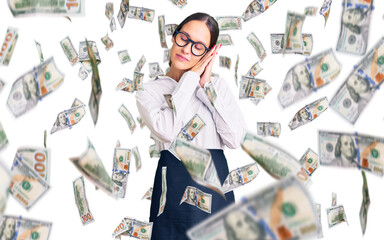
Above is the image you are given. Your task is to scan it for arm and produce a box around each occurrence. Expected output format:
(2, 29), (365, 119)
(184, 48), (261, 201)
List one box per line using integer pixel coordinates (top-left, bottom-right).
(196, 77), (248, 149)
(135, 71), (200, 143)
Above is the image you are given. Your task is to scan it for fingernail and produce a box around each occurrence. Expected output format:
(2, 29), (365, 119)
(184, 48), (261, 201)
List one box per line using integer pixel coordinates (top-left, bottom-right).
(219, 44), (222, 47)
(212, 45), (216, 49)
(211, 53), (214, 56)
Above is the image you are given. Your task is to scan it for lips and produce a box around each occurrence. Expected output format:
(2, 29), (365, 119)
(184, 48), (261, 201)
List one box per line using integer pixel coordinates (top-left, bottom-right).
(176, 54), (189, 62)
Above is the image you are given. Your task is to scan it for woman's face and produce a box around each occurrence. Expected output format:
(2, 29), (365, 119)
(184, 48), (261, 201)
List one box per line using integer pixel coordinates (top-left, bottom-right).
(170, 20), (211, 71)
(347, 74), (369, 94)
(343, 9), (363, 26)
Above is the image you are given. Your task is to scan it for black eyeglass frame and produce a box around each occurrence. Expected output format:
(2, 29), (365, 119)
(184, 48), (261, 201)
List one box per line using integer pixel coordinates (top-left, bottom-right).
(173, 30), (211, 57)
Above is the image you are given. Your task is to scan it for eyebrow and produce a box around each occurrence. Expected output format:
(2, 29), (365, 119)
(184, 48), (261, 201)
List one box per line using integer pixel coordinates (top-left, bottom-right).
(181, 31), (209, 47)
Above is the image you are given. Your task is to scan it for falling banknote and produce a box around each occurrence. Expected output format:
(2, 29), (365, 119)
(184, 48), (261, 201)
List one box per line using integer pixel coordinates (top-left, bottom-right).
(51, 98), (86, 134)
(327, 205), (348, 228)
(0, 162), (11, 214)
(0, 27), (18, 66)
(288, 97), (328, 130)
(118, 104), (137, 134)
(360, 171), (370, 235)
(257, 122), (281, 137)
(216, 16), (242, 31)
(283, 12), (306, 54)
(175, 138), (224, 196)
(180, 186), (212, 213)
(16, 147), (51, 183)
(112, 217), (153, 238)
(241, 131), (311, 186)
(318, 130), (384, 176)
(7, 57), (64, 117)
(7, 0), (84, 17)
(128, 6), (155, 22)
(158, 166), (167, 217)
(330, 37), (384, 124)
(188, 176), (319, 240)
(222, 162), (259, 193)
(0, 121), (9, 151)
(142, 187), (153, 200)
(242, 0), (278, 22)
(319, 0), (333, 26)
(336, 0), (373, 55)
(0, 215), (52, 240)
(112, 141), (131, 198)
(69, 139), (114, 197)
(299, 148), (319, 176)
(60, 36), (79, 66)
(271, 33), (313, 56)
(278, 48), (341, 108)
(73, 176), (94, 225)
(247, 32), (267, 62)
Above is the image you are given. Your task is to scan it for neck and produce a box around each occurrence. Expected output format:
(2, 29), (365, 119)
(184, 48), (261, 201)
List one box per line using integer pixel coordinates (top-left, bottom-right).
(165, 66), (187, 82)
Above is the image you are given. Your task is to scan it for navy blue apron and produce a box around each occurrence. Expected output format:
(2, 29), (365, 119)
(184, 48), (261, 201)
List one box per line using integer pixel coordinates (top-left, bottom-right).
(149, 149), (235, 240)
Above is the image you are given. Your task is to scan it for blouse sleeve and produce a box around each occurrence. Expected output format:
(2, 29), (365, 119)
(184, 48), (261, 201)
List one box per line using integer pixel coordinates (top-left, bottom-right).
(195, 77), (247, 149)
(135, 71), (200, 143)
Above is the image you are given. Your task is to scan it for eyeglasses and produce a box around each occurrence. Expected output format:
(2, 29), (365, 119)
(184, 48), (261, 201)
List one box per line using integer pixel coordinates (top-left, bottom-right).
(174, 30), (211, 56)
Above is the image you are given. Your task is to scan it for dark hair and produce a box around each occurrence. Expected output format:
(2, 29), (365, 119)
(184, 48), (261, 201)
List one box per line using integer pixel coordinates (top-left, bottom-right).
(169, 12), (219, 67)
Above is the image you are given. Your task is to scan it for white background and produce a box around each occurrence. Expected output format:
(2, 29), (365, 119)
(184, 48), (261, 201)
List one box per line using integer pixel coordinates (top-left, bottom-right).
(1, 0), (384, 239)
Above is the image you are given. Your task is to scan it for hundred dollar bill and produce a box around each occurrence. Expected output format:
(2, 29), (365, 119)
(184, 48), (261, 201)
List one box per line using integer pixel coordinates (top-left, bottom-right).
(0, 79), (5, 93)
(69, 139), (114, 196)
(134, 55), (146, 73)
(204, 79), (217, 107)
(246, 62), (263, 78)
(149, 144), (160, 158)
(216, 16), (242, 31)
(86, 39), (102, 125)
(315, 203), (324, 238)
(60, 36), (79, 66)
(137, 116), (145, 128)
(360, 170), (370, 235)
(188, 176), (319, 240)
(242, 0), (278, 22)
(118, 104), (136, 133)
(250, 82), (272, 106)
(299, 148), (319, 176)
(101, 33), (114, 51)
(304, 6), (318, 16)
(326, 205), (348, 227)
(332, 192), (337, 206)
(278, 48), (341, 108)
(222, 162), (259, 193)
(219, 56), (231, 69)
(117, 50), (131, 64)
(112, 217), (153, 238)
(117, 0), (129, 28)
(158, 166), (167, 216)
(105, 2), (114, 20)
(247, 32), (266, 61)
(241, 131), (311, 185)
(165, 24), (178, 35)
(319, 0), (333, 26)
(318, 130), (384, 176)
(239, 76), (265, 99)
(0, 121), (9, 151)
(149, 62), (164, 78)
(7, 0), (84, 17)
(79, 40), (101, 72)
(168, 0), (187, 8)
(10, 156), (50, 209)
(180, 186), (212, 213)
(0, 27), (18, 66)
(336, 0), (373, 55)
(110, 17), (117, 32)
(116, 78), (134, 92)
(128, 6), (155, 22)
(73, 176), (94, 225)
(283, 12), (306, 54)
(7, 57), (65, 117)
(289, 97), (328, 130)
(78, 66), (88, 80)
(51, 98), (86, 134)
(16, 147), (50, 183)
(175, 138), (224, 196)
(168, 114), (206, 159)
(330, 37), (384, 124)
(257, 122), (281, 137)
(0, 215), (52, 240)
(271, 33), (313, 56)
(158, 15), (168, 48)
(217, 34), (233, 46)
(133, 71), (144, 88)
(163, 49), (170, 63)
(0, 162), (11, 214)
(112, 142), (131, 198)
(34, 40), (44, 63)
(142, 187), (153, 200)
(132, 146), (141, 172)
(234, 54), (239, 86)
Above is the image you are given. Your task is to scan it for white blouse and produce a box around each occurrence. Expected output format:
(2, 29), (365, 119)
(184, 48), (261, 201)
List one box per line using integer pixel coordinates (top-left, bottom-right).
(135, 70), (247, 151)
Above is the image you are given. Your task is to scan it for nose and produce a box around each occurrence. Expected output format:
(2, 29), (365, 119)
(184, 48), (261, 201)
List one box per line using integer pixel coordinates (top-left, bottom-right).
(180, 41), (193, 54)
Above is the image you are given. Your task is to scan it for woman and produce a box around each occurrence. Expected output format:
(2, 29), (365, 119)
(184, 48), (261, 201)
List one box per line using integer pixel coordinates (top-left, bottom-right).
(135, 12), (247, 239)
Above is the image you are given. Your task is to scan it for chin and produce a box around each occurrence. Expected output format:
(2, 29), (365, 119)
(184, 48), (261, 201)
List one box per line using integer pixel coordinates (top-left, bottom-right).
(172, 58), (192, 70)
